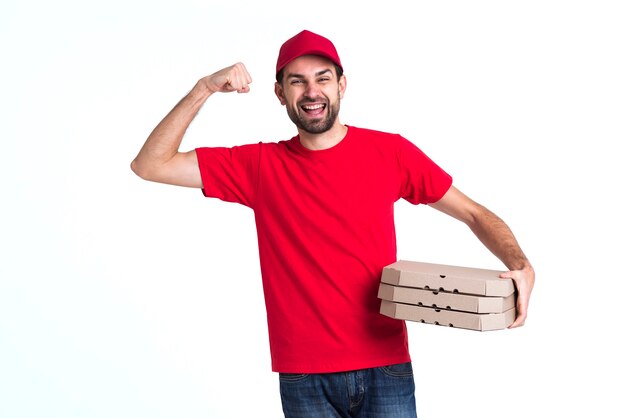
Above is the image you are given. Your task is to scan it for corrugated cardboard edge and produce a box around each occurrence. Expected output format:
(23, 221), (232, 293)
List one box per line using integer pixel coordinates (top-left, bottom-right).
(377, 283), (515, 313)
(381, 260), (515, 297)
(380, 300), (516, 331)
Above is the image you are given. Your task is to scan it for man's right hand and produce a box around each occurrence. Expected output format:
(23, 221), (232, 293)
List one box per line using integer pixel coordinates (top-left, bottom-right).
(199, 62), (253, 94)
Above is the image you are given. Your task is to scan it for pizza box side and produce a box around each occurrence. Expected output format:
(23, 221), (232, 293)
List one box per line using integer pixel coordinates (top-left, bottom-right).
(379, 300), (516, 331)
(381, 260), (515, 297)
(377, 282), (515, 313)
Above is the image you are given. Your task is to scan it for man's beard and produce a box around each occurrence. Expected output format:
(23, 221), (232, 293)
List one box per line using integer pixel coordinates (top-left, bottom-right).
(286, 98), (340, 134)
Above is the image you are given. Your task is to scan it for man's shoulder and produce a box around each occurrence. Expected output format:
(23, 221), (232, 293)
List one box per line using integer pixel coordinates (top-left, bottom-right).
(348, 126), (408, 149)
(233, 137), (297, 161)
(257, 137), (295, 154)
(224, 136), (294, 151)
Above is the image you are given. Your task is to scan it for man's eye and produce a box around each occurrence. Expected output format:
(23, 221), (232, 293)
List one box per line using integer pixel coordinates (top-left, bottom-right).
(291, 79), (303, 85)
(318, 78), (330, 83)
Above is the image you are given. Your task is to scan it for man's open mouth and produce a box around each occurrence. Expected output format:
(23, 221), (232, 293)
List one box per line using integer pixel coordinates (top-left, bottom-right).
(301, 103), (326, 115)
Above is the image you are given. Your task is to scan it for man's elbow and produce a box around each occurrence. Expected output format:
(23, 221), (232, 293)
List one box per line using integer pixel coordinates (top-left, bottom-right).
(130, 158), (153, 181)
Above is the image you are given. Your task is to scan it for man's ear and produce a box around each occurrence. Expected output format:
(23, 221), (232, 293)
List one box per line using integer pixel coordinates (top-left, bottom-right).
(339, 75), (347, 99)
(274, 82), (286, 105)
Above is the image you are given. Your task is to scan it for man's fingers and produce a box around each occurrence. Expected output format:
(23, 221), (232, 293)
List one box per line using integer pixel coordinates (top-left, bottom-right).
(509, 300), (527, 328)
(203, 62), (252, 94)
(228, 62), (252, 93)
(236, 84), (251, 93)
(499, 268), (534, 329)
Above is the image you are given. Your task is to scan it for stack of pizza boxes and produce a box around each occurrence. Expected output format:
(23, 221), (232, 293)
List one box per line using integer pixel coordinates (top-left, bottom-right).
(378, 260), (517, 331)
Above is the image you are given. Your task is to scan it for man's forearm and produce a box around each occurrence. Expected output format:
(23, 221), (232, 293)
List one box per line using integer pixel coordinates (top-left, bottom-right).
(131, 81), (212, 179)
(470, 205), (535, 328)
(468, 206), (531, 271)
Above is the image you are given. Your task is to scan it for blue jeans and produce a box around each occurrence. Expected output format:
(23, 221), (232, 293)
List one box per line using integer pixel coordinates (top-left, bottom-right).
(279, 362), (417, 418)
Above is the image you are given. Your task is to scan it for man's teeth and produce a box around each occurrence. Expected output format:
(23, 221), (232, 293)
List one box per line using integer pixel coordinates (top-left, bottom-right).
(303, 104), (324, 110)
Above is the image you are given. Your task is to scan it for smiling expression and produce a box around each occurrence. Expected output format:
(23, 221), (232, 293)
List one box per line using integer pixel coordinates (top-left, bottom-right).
(275, 55), (346, 134)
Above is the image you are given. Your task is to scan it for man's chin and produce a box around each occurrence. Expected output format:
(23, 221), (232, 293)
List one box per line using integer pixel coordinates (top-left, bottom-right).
(288, 109), (337, 134)
(301, 123), (332, 134)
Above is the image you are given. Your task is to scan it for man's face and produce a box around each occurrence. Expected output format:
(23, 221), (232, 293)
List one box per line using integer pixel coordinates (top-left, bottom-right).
(275, 55), (346, 134)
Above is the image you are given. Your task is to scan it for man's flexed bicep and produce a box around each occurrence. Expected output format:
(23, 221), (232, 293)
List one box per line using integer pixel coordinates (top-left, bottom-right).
(131, 63), (253, 188)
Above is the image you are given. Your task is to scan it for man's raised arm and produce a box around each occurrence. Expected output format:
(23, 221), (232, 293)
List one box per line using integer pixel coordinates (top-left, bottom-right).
(130, 63), (252, 187)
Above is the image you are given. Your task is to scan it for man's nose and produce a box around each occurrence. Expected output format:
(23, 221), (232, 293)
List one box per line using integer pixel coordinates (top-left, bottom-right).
(303, 83), (320, 97)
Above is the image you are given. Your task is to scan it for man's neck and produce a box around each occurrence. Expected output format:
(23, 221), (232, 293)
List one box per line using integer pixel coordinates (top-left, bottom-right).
(298, 124), (348, 151)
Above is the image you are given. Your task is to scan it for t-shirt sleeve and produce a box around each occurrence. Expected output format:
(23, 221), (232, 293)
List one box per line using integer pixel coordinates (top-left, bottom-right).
(195, 144), (261, 208)
(395, 135), (453, 205)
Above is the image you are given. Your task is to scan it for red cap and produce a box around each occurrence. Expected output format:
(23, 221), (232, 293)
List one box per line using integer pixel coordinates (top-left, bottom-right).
(276, 30), (343, 75)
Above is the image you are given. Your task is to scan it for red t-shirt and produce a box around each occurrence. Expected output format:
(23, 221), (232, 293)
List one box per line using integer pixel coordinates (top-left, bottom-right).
(196, 126), (452, 373)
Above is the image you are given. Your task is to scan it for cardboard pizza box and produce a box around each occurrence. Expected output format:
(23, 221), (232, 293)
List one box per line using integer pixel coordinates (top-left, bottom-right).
(381, 260), (515, 297)
(380, 299), (516, 331)
(377, 282), (515, 314)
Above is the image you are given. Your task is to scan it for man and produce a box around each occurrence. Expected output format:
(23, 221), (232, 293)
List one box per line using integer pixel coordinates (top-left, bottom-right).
(131, 30), (535, 418)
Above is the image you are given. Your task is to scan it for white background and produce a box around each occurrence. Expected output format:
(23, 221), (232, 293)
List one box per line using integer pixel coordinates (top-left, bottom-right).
(1, 1), (625, 417)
